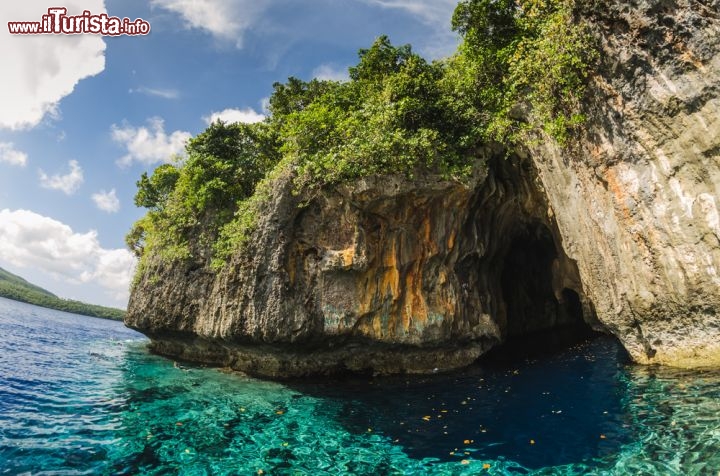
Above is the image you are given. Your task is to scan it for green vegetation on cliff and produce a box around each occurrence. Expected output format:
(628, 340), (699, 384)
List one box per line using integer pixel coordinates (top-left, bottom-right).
(127, 0), (596, 276)
(450, 0), (597, 144)
(0, 266), (125, 320)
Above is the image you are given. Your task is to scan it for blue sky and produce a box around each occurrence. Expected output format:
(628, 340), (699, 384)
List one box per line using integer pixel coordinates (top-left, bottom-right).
(0, 0), (459, 308)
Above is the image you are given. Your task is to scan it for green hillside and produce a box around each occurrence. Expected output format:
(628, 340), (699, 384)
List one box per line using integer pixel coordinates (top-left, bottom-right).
(0, 266), (125, 321)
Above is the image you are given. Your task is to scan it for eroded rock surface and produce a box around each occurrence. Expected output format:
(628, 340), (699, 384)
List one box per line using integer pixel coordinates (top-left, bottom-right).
(126, 0), (720, 376)
(534, 0), (720, 366)
(128, 151), (594, 377)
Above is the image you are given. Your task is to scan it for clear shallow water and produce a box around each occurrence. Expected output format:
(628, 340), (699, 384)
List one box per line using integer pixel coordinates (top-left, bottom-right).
(1, 296), (719, 475)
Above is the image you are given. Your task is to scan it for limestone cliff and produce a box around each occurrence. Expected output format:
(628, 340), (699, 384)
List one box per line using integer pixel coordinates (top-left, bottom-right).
(536, 0), (720, 367)
(126, 0), (720, 376)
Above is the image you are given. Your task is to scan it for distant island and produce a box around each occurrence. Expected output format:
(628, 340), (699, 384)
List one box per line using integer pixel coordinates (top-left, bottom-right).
(0, 266), (125, 321)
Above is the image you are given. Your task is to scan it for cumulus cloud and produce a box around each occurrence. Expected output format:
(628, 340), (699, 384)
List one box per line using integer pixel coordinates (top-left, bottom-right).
(151, 0), (269, 48)
(39, 160), (84, 195)
(111, 117), (191, 166)
(0, 142), (28, 166)
(129, 86), (180, 99)
(203, 108), (265, 125)
(92, 189), (120, 213)
(0, 209), (136, 303)
(312, 64), (349, 82)
(0, 2), (106, 130)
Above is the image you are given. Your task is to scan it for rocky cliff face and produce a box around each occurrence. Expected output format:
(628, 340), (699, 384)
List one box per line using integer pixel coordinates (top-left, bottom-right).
(535, 0), (720, 367)
(126, 0), (720, 377)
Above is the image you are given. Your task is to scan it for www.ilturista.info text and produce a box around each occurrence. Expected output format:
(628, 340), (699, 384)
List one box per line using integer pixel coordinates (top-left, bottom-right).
(8, 8), (150, 35)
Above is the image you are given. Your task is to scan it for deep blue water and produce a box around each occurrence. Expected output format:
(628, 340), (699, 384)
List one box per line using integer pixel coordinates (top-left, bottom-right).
(1, 296), (720, 474)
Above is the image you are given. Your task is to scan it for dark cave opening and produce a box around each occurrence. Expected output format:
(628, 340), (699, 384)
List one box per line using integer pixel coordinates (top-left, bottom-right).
(485, 222), (598, 362)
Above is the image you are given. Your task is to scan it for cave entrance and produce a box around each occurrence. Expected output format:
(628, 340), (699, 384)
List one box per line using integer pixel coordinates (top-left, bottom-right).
(487, 221), (597, 361)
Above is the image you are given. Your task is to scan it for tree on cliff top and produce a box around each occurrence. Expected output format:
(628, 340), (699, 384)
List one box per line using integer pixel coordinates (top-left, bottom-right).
(127, 0), (596, 275)
(451, 0), (597, 144)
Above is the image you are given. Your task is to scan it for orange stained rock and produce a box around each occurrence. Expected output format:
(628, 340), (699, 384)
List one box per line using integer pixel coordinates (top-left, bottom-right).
(421, 214), (439, 255)
(447, 229), (456, 250)
(286, 251), (296, 286)
(353, 236), (400, 338)
(679, 50), (704, 70)
(666, 31), (704, 70)
(353, 211), (460, 339)
(382, 236), (398, 268)
(603, 168), (657, 260)
(603, 168), (633, 221)
(423, 215), (431, 242)
(340, 247), (354, 267)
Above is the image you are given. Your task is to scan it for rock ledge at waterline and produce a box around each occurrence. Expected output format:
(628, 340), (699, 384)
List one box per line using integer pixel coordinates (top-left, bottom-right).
(126, 2), (720, 377)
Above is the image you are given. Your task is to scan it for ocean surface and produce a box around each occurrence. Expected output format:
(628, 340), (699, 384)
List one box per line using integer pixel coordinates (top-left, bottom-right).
(1, 296), (720, 475)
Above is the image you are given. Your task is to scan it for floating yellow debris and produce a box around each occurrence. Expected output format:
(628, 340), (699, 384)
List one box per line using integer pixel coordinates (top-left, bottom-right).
(530, 439), (536, 445)
(367, 428), (373, 432)
(461, 460), (470, 465)
(282, 442), (289, 447)
(483, 463), (491, 470)
(463, 439), (471, 445)
(600, 434), (606, 439)
(422, 416), (431, 421)
(275, 410), (284, 415)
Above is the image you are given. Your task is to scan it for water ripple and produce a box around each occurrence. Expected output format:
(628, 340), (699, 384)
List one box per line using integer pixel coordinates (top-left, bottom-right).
(2, 297), (720, 474)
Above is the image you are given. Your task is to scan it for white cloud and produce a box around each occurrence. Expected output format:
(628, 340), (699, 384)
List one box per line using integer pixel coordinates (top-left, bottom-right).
(111, 117), (191, 166)
(0, 2), (106, 130)
(360, 0), (456, 25)
(0, 142), (28, 167)
(92, 189), (120, 213)
(312, 64), (349, 82)
(260, 97), (271, 115)
(129, 86), (180, 99)
(151, 0), (269, 48)
(358, 0), (459, 57)
(0, 209), (136, 304)
(203, 107), (265, 125)
(39, 159), (84, 195)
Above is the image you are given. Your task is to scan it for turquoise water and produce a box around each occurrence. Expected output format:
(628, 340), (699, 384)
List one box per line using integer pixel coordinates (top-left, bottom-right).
(1, 296), (720, 474)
